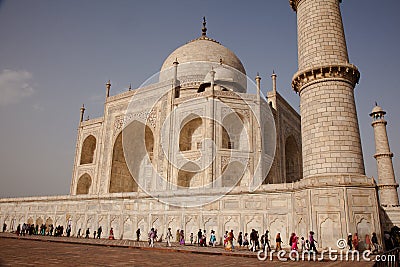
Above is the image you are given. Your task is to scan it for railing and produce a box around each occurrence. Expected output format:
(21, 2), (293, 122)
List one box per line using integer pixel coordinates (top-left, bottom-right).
(374, 247), (399, 267)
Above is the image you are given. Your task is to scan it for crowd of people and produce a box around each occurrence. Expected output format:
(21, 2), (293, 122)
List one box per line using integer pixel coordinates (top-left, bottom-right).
(144, 227), (386, 254)
(3, 221), (396, 253)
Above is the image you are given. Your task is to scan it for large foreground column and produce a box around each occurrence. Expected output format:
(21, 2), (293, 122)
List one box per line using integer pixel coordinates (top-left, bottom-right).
(289, 0), (382, 249)
(290, 0), (363, 178)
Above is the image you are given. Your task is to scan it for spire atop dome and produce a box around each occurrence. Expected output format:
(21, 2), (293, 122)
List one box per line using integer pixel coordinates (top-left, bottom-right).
(202, 16), (207, 36)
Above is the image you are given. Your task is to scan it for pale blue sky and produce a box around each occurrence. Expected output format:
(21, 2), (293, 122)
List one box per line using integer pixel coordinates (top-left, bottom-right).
(0, 0), (399, 197)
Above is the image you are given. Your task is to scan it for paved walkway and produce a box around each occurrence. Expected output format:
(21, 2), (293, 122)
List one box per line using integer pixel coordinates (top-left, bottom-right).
(0, 233), (376, 266)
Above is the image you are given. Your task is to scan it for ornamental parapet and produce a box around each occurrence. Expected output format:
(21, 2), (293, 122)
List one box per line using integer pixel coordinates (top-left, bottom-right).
(289, 0), (342, 12)
(378, 183), (399, 189)
(371, 120), (387, 127)
(291, 64), (359, 93)
(374, 152), (394, 159)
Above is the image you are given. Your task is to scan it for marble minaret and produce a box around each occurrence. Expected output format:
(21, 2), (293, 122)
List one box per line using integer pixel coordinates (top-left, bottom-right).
(370, 104), (399, 207)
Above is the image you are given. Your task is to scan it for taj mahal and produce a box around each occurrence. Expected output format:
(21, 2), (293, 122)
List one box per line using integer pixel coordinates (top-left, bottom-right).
(1, 0), (400, 249)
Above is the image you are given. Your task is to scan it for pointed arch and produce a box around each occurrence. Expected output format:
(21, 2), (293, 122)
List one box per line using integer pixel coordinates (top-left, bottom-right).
(179, 115), (203, 151)
(285, 135), (302, 182)
(80, 135), (96, 164)
(109, 132), (138, 193)
(36, 217), (43, 226)
(221, 161), (246, 187)
(76, 173), (92, 194)
(177, 162), (201, 188)
(221, 112), (248, 150)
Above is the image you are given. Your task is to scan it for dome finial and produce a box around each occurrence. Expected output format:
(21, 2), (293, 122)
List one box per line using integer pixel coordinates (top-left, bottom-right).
(375, 101), (378, 106)
(202, 16), (207, 36)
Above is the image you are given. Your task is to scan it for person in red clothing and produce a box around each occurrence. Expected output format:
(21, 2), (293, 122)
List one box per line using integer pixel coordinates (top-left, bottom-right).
(109, 227), (115, 240)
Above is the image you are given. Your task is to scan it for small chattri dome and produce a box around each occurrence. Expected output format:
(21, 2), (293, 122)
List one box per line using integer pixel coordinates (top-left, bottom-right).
(370, 102), (386, 117)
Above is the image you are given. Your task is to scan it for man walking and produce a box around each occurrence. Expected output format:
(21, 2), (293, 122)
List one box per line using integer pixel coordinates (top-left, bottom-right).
(97, 226), (102, 239)
(136, 228), (141, 241)
(197, 229), (202, 246)
(166, 227), (172, 247)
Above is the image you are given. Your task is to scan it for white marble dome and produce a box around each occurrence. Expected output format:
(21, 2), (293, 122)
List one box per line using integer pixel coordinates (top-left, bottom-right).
(161, 37), (246, 74)
(159, 36), (246, 83)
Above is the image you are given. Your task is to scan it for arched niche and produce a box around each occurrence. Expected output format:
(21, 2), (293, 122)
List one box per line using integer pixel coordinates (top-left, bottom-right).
(285, 135), (302, 183)
(80, 135), (96, 164)
(109, 121), (155, 193)
(221, 112), (248, 150)
(179, 116), (203, 151)
(177, 162), (202, 188)
(76, 173), (92, 195)
(221, 161), (246, 187)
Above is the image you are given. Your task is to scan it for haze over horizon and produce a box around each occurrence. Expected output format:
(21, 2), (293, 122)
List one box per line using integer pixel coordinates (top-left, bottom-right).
(0, 0), (399, 198)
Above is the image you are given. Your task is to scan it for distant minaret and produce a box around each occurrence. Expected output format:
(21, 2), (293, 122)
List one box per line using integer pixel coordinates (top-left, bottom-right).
(290, 0), (363, 178)
(79, 104), (85, 123)
(370, 103), (399, 207)
(106, 80), (111, 98)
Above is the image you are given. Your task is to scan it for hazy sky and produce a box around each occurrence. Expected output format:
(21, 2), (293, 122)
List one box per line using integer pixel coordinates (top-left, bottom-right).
(0, 0), (399, 198)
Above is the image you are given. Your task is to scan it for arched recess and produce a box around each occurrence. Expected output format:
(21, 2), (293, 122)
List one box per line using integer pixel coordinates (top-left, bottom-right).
(221, 112), (248, 150)
(221, 161), (246, 187)
(285, 135), (302, 183)
(76, 173), (92, 195)
(109, 132), (138, 193)
(80, 135), (96, 164)
(36, 217), (43, 226)
(179, 116), (203, 151)
(109, 121), (155, 193)
(177, 162), (202, 188)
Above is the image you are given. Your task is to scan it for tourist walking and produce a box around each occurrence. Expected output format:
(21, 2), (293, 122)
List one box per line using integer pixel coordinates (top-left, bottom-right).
(264, 230), (271, 252)
(149, 228), (155, 247)
(109, 227), (115, 240)
(301, 237), (306, 251)
(166, 227), (172, 247)
(347, 233), (353, 250)
(66, 225), (71, 237)
(176, 229), (180, 242)
(371, 232), (379, 253)
(238, 232), (243, 247)
(97, 226), (102, 239)
(275, 232), (282, 251)
(85, 228), (90, 238)
(309, 231), (317, 252)
(352, 233), (359, 251)
(2, 223), (6, 232)
(210, 230), (216, 247)
(249, 229), (256, 251)
(136, 228), (140, 241)
(225, 230), (234, 251)
(224, 231), (228, 247)
(190, 233), (194, 244)
(243, 233), (249, 247)
(197, 229), (202, 246)
(200, 230), (207, 246)
(179, 230), (185, 245)
(291, 233), (299, 251)
(365, 234), (372, 250)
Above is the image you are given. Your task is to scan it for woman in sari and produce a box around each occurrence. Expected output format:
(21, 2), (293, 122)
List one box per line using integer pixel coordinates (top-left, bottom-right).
(225, 231), (234, 251)
(179, 230), (185, 245)
(109, 227), (115, 240)
(352, 233), (359, 250)
(291, 233), (298, 251)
